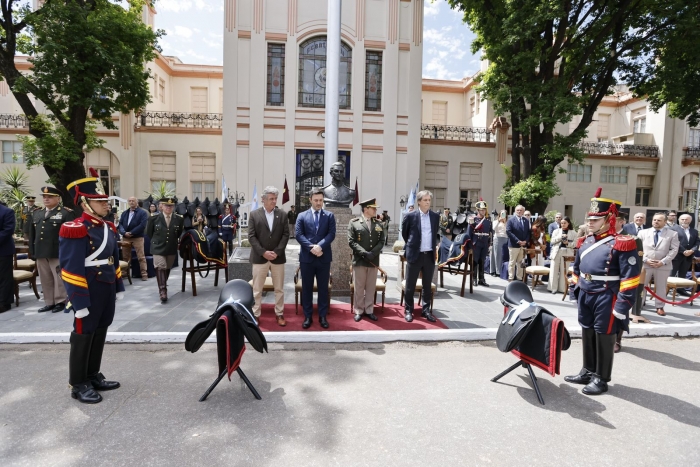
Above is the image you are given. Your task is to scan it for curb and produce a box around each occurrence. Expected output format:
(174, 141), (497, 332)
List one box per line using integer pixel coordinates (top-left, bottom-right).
(1, 322), (700, 344)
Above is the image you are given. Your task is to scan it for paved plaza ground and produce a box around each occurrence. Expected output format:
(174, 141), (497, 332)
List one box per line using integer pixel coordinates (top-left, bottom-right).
(3, 240), (700, 341)
(1, 337), (699, 466)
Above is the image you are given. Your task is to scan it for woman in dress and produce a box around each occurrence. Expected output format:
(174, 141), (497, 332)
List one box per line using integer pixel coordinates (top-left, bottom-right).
(489, 210), (508, 276)
(548, 216), (577, 293)
(149, 204), (158, 216)
(530, 217), (547, 265)
(218, 203), (235, 256)
(192, 206), (206, 232)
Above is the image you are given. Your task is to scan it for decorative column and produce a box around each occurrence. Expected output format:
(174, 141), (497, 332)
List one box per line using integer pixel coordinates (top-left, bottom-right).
(324, 0), (342, 184)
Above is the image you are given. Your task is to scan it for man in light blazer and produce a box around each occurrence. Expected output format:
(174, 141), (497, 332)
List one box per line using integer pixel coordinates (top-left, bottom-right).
(505, 205), (530, 281)
(295, 187), (336, 329)
(671, 214), (699, 296)
(248, 186), (290, 325)
(401, 190), (440, 323)
(639, 212), (679, 315)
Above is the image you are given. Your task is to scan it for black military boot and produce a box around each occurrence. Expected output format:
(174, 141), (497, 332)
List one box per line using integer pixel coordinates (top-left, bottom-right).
(69, 332), (102, 404)
(156, 268), (168, 303)
(583, 332), (616, 395)
(565, 327), (597, 385)
(477, 261), (489, 287)
(87, 327), (120, 391)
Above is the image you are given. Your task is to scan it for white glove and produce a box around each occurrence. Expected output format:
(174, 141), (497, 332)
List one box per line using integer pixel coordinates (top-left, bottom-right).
(75, 308), (90, 319)
(116, 292), (125, 301)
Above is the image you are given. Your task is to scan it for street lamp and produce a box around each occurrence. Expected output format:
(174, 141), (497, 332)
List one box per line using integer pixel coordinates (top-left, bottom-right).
(491, 208), (498, 220)
(399, 195), (407, 209)
(227, 189), (245, 213)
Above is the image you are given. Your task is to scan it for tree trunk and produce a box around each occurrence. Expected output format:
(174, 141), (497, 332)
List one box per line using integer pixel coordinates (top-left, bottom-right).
(510, 112), (520, 184)
(45, 153), (86, 212)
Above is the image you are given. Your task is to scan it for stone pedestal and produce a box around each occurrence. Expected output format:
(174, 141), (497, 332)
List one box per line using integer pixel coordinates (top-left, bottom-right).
(327, 206), (353, 297)
(228, 247), (253, 283)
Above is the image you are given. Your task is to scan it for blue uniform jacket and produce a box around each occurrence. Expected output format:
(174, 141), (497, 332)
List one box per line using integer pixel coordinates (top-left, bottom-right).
(467, 217), (492, 250)
(571, 233), (640, 319)
(295, 208), (336, 263)
(59, 213), (125, 312)
(218, 214), (236, 241)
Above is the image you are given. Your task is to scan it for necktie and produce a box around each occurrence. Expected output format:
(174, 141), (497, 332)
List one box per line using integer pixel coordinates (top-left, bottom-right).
(314, 210), (319, 233)
(654, 230), (659, 246)
(637, 226), (641, 234)
(45, 209), (50, 219)
(166, 215), (171, 227)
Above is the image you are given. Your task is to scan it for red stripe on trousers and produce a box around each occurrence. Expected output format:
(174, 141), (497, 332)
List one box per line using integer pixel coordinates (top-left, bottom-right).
(607, 295), (618, 334)
(76, 318), (83, 335)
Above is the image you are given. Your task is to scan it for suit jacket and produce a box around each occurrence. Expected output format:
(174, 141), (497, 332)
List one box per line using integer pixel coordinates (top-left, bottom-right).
(0, 204), (16, 257)
(623, 223), (645, 236)
(547, 222), (560, 237)
(550, 228), (577, 260)
(671, 225), (700, 258)
(295, 208), (336, 264)
(505, 215), (530, 248)
(639, 227), (679, 271)
(247, 207), (290, 264)
(401, 209), (440, 264)
(146, 212), (184, 256)
(118, 208), (148, 238)
(29, 205), (76, 258)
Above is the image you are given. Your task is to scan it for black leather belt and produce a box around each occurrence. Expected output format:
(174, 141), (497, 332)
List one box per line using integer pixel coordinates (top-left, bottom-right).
(420, 251), (433, 255)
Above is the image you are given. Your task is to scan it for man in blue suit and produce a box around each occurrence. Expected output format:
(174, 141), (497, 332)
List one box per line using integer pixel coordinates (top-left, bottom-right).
(401, 190), (440, 322)
(505, 204), (530, 281)
(118, 196), (149, 281)
(0, 201), (16, 312)
(295, 187), (336, 329)
(623, 212), (646, 236)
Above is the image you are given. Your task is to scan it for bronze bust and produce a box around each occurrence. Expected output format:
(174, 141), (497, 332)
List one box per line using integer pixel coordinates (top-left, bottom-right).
(322, 162), (355, 207)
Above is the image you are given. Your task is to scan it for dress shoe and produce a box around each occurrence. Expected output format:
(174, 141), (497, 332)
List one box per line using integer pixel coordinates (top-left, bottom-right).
(141, 276), (148, 281)
(38, 304), (55, 313)
(319, 316), (329, 329)
(302, 317), (312, 329)
(677, 289), (690, 297)
(276, 315), (287, 327)
(404, 312), (413, 323)
(614, 341), (621, 353)
(656, 308), (666, 316)
(354, 314), (362, 322)
(366, 313), (378, 322)
(491, 273), (498, 277)
(478, 281), (490, 287)
(564, 368), (592, 385)
(582, 376), (608, 395)
(52, 302), (66, 313)
(89, 372), (120, 391)
(421, 311), (437, 323)
(71, 383), (103, 404)
(0, 305), (9, 313)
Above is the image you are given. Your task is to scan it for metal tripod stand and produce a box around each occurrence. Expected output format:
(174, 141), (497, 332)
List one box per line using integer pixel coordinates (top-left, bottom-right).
(491, 360), (545, 405)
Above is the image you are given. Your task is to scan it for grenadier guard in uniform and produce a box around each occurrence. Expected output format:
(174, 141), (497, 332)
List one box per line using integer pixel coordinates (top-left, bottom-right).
(60, 177), (125, 404)
(467, 199), (492, 287)
(29, 186), (76, 313)
(565, 188), (639, 395)
(146, 197), (184, 303)
(21, 195), (40, 242)
(348, 198), (386, 322)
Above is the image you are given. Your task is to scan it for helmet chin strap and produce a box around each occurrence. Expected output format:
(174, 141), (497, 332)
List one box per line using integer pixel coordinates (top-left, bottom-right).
(80, 196), (100, 217)
(591, 214), (613, 236)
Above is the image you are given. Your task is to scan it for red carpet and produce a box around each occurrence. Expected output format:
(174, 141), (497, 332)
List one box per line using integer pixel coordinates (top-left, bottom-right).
(257, 304), (448, 332)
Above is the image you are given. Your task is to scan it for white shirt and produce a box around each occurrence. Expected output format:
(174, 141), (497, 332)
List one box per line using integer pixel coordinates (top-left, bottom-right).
(128, 209), (135, 226)
(419, 209), (432, 252)
(264, 207), (275, 231)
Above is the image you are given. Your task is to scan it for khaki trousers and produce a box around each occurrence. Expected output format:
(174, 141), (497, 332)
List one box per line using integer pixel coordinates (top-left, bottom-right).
(353, 265), (377, 315)
(252, 262), (285, 317)
(153, 255), (176, 269)
(121, 236), (147, 278)
(507, 247), (525, 280)
(642, 266), (671, 309)
(37, 257), (67, 305)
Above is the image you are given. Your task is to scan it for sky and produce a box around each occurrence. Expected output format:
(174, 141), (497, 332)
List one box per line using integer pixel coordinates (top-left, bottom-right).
(155, 0), (481, 81)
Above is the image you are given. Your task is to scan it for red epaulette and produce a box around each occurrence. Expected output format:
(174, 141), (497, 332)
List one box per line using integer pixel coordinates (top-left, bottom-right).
(59, 220), (88, 239)
(613, 234), (637, 252)
(576, 236), (586, 249)
(105, 221), (118, 234)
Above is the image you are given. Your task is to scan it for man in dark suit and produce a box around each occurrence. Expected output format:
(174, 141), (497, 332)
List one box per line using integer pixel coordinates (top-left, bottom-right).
(671, 214), (700, 296)
(623, 212), (646, 235)
(248, 186), (290, 326)
(0, 201), (15, 312)
(118, 196), (149, 281)
(505, 204), (530, 281)
(401, 190), (440, 323)
(295, 187), (336, 329)
(146, 197), (184, 303)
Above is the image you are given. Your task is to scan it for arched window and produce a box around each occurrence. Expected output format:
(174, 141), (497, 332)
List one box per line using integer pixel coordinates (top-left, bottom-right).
(681, 173), (699, 211)
(298, 37), (352, 109)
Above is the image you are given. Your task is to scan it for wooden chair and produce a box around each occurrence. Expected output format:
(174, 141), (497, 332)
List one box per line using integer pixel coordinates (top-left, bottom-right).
(398, 254), (437, 311)
(13, 270), (40, 307)
(524, 249), (549, 291)
(438, 248), (473, 296)
(560, 256), (576, 301)
(119, 260), (132, 285)
(349, 263), (388, 313)
(293, 266), (332, 315)
(666, 277), (696, 305)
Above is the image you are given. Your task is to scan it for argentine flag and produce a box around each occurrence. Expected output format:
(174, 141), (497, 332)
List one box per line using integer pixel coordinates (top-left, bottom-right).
(251, 183), (258, 210)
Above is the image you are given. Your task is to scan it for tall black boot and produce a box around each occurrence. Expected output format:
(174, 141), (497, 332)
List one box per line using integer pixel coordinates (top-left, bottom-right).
(583, 332), (616, 395)
(477, 259), (489, 286)
(565, 327), (597, 384)
(615, 329), (624, 353)
(69, 332), (102, 404)
(156, 268), (168, 303)
(87, 327), (120, 391)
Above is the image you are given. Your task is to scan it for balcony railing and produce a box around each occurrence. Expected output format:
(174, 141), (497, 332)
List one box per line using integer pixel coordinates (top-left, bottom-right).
(684, 147), (700, 159)
(135, 112), (223, 129)
(0, 114), (29, 129)
(578, 141), (659, 158)
(421, 124), (494, 142)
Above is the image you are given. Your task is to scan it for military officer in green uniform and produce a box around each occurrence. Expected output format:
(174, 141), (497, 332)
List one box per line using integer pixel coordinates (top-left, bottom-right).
(146, 196), (184, 303)
(21, 195), (40, 242)
(348, 198), (386, 322)
(29, 186), (76, 312)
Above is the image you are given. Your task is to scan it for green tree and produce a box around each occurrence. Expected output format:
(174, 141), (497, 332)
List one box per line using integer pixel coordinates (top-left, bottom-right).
(448, 0), (694, 214)
(0, 0), (162, 209)
(0, 166), (30, 233)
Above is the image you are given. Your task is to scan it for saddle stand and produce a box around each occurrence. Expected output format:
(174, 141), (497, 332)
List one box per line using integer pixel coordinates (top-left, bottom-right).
(199, 367), (261, 402)
(491, 361), (545, 405)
